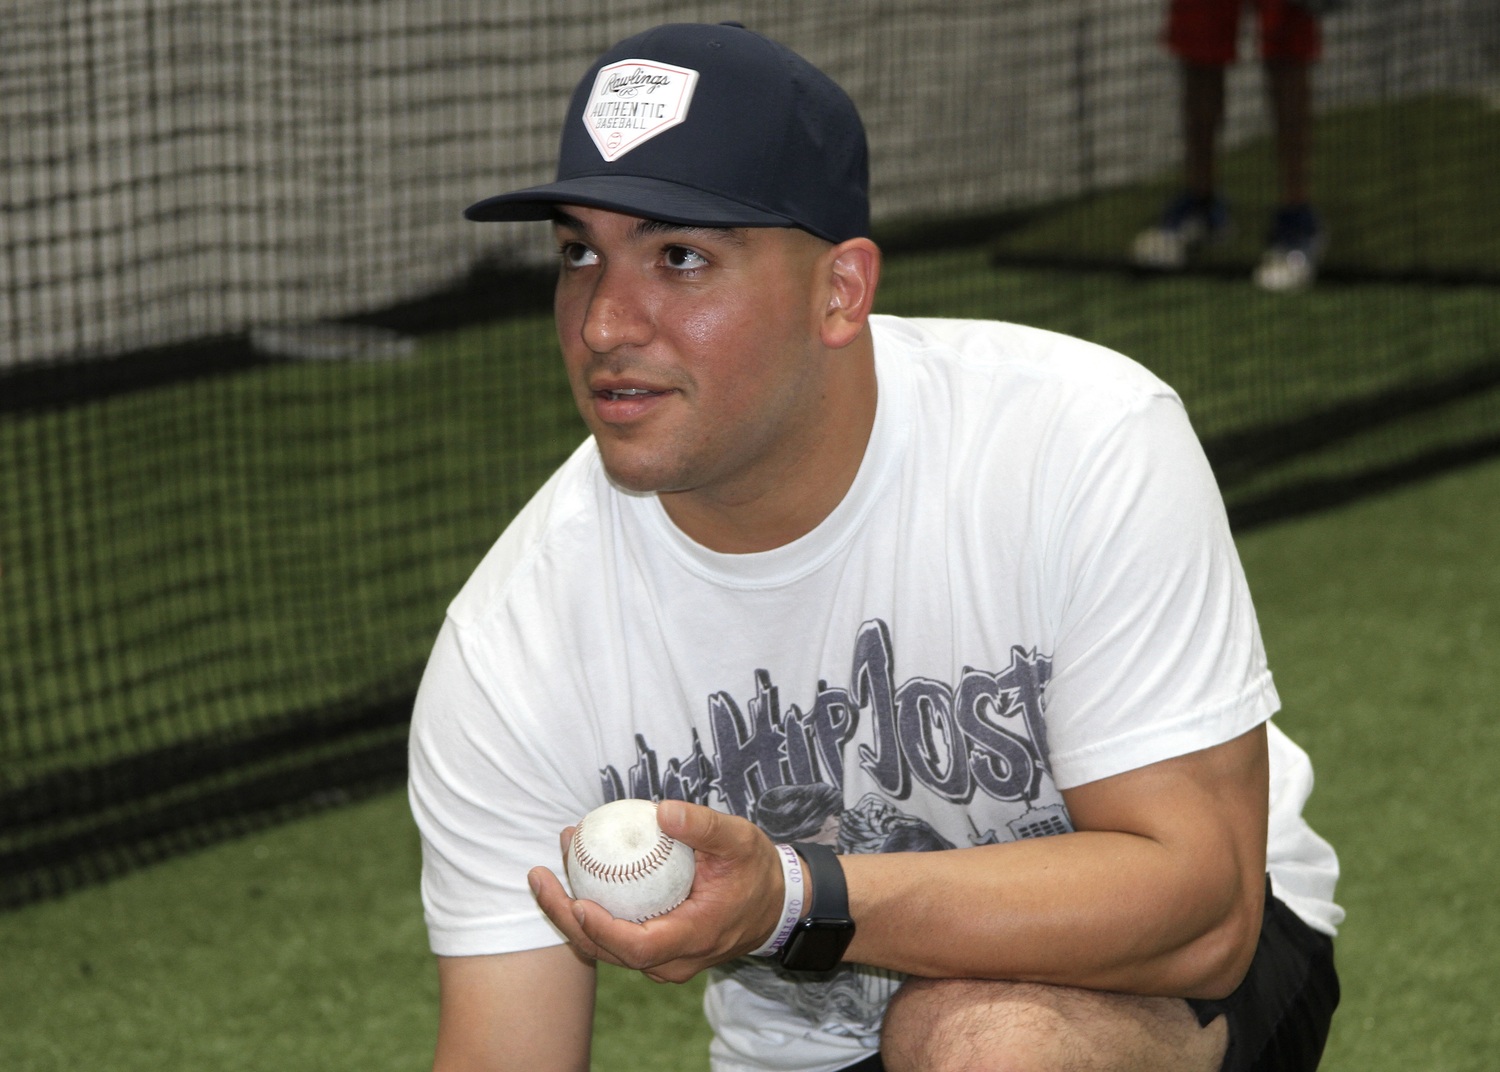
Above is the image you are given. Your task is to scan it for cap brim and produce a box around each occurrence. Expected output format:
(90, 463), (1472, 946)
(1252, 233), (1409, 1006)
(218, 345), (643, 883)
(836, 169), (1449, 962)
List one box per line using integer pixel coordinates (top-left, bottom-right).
(463, 175), (802, 232)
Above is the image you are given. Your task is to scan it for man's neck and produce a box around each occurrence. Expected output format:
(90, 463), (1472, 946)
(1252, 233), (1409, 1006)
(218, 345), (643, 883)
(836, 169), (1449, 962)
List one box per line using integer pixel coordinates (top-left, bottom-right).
(660, 338), (878, 554)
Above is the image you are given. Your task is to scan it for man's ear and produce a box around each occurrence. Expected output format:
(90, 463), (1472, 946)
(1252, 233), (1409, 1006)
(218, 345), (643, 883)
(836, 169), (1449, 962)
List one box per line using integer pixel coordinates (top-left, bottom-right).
(819, 238), (881, 350)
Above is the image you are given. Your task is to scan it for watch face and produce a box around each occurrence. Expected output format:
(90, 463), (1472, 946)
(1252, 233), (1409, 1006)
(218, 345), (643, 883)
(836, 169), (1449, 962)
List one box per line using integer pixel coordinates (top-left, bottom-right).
(780, 917), (856, 972)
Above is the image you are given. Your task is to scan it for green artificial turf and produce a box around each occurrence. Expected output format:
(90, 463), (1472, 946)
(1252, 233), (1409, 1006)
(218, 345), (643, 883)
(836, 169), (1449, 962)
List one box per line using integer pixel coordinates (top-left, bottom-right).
(3, 453), (1497, 1071)
(1236, 460), (1500, 1072)
(0, 785), (712, 1072)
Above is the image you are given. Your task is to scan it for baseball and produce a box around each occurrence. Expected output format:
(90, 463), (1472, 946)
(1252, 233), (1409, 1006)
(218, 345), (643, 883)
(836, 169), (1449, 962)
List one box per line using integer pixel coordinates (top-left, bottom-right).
(565, 799), (696, 922)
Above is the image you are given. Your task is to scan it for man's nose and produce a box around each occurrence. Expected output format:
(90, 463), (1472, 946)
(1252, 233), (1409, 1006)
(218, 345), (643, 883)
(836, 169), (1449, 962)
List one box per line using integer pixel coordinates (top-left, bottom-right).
(580, 267), (653, 353)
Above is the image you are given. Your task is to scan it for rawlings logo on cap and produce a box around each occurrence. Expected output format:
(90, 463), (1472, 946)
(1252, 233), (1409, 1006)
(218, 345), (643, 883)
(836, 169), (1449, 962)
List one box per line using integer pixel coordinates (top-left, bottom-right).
(583, 58), (699, 162)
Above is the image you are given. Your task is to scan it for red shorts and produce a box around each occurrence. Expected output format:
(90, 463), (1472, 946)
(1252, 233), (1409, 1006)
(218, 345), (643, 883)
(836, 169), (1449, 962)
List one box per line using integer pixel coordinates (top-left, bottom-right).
(1166, 0), (1322, 65)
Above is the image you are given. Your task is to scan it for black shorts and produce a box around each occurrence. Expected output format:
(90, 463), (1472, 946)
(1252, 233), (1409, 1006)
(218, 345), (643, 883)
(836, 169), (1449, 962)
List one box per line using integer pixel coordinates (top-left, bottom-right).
(1186, 878), (1340, 1072)
(837, 879), (1339, 1072)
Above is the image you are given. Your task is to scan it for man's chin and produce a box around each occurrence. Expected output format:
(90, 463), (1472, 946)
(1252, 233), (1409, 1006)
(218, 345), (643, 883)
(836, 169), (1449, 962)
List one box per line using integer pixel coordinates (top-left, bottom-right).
(598, 458), (684, 497)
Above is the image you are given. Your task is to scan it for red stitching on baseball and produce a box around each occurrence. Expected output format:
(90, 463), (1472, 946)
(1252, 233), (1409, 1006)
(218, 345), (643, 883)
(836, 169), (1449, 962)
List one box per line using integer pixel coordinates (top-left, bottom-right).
(571, 812), (677, 885)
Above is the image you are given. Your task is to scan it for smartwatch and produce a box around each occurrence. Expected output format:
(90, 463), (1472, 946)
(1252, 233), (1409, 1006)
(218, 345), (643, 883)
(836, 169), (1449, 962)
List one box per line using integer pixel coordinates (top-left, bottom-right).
(777, 841), (856, 972)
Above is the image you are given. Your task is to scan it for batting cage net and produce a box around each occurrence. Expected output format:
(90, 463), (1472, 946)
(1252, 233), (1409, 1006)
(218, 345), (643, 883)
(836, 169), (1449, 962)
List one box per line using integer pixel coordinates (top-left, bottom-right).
(3, 0), (1498, 907)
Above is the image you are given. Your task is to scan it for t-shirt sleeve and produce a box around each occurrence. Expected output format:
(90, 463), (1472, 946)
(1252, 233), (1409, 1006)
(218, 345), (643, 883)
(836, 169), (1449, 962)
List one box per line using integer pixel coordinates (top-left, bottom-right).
(407, 615), (596, 956)
(1039, 391), (1278, 789)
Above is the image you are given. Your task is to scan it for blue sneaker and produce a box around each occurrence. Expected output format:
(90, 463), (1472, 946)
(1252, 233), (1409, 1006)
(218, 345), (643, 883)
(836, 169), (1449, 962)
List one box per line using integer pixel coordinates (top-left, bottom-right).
(1131, 193), (1232, 269)
(1254, 204), (1327, 291)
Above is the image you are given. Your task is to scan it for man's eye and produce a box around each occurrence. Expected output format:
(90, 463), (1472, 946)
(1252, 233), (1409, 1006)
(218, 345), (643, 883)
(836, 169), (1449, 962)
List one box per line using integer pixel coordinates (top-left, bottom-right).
(664, 246), (708, 271)
(559, 242), (598, 269)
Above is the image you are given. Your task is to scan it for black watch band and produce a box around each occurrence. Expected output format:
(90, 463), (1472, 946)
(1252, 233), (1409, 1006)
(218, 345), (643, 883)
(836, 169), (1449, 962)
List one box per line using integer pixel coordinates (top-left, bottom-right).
(777, 841), (856, 972)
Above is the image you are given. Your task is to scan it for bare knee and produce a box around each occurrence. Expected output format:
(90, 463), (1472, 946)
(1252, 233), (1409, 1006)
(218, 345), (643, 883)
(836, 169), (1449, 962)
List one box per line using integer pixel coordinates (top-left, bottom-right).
(881, 978), (1072, 1072)
(879, 977), (1226, 1072)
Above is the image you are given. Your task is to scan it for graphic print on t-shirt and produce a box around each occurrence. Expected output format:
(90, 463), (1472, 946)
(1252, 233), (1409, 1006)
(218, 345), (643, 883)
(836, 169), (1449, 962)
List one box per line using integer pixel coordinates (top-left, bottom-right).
(596, 618), (1072, 1035)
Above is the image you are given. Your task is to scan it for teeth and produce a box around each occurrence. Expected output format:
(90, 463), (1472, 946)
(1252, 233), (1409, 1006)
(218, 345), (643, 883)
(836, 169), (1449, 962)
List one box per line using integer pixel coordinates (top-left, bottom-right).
(610, 389), (652, 399)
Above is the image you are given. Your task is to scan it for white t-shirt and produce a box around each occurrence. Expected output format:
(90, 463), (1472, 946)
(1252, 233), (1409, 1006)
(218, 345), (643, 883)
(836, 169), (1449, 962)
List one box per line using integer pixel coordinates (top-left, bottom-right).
(409, 315), (1342, 1072)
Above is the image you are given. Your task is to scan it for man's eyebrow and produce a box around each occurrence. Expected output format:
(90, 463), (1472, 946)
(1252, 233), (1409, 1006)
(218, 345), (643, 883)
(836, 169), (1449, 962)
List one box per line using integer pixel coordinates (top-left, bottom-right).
(632, 218), (747, 244)
(550, 207), (589, 235)
(548, 208), (745, 245)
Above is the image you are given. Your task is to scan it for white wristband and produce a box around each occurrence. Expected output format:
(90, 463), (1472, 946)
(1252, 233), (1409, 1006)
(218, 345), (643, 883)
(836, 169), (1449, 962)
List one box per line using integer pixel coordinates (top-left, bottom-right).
(748, 843), (806, 957)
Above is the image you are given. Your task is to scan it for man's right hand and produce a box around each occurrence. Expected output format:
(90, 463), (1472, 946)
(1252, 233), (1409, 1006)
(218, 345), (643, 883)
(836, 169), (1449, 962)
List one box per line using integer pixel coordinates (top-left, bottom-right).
(530, 800), (789, 984)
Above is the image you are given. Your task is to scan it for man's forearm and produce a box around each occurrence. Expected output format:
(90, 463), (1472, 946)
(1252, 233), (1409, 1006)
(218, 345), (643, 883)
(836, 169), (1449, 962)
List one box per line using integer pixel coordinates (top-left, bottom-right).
(840, 830), (1260, 998)
(838, 728), (1269, 999)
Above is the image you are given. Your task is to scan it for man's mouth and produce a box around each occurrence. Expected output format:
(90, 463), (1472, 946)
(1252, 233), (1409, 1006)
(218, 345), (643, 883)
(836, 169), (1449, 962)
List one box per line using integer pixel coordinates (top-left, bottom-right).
(600, 388), (661, 401)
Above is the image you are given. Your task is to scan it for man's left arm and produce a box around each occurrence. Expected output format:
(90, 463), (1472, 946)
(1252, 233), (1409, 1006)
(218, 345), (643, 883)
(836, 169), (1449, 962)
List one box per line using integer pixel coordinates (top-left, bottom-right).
(530, 721), (1267, 999)
(841, 721), (1268, 999)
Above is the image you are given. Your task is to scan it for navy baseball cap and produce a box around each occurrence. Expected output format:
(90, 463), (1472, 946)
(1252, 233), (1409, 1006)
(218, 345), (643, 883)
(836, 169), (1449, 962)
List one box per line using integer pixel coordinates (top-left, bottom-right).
(463, 22), (869, 243)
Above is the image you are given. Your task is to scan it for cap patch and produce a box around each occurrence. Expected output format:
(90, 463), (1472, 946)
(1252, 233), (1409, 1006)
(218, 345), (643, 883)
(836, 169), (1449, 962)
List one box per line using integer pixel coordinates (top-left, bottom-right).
(583, 58), (699, 162)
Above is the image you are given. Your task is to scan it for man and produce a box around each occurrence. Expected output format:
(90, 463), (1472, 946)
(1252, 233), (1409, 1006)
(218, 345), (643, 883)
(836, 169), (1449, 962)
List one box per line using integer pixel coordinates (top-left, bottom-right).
(1130, 0), (1333, 290)
(409, 22), (1342, 1072)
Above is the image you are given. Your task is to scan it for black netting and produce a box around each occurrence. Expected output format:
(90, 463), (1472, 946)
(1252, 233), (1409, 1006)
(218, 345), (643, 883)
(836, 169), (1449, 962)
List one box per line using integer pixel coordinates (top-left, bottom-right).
(3, 0), (1497, 907)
